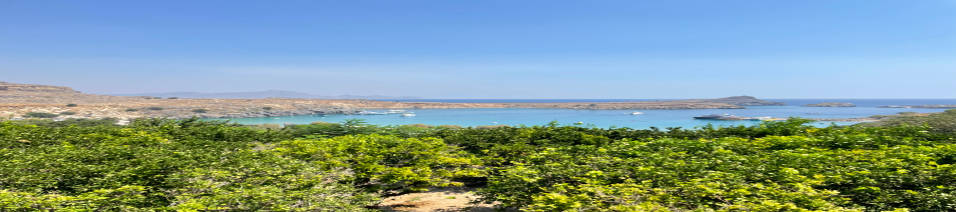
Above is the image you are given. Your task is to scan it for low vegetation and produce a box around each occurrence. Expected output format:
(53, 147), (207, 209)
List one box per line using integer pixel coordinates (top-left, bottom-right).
(863, 109), (956, 136)
(0, 116), (953, 211)
(22, 112), (58, 118)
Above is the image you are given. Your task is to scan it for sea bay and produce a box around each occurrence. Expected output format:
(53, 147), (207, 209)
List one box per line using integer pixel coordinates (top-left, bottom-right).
(213, 99), (956, 129)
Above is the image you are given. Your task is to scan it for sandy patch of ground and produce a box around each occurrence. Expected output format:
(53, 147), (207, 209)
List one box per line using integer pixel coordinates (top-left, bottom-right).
(376, 188), (499, 212)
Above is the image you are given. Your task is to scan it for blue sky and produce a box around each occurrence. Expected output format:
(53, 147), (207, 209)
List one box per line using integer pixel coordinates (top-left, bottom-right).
(1, 0), (955, 98)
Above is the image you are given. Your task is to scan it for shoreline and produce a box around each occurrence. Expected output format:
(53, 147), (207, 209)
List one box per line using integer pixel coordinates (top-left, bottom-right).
(2, 81), (777, 120)
(0, 81), (937, 125)
(1, 100), (746, 121)
(2, 101), (934, 127)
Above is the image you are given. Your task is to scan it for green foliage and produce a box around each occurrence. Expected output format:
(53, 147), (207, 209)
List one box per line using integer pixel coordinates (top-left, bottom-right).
(146, 107), (163, 111)
(65, 103), (78, 107)
(59, 111), (77, 115)
(863, 109), (956, 136)
(478, 127), (956, 211)
(283, 120), (372, 138)
(167, 150), (377, 211)
(23, 112), (58, 118)
(190, 108), (208, 113)
(0, 119), (372, 211)
(274, 134), (482, 194)
(281, 120), (460, 139)
(0, 186), (150, 211)
(10, 118), (117, 128)
(0, 117), (953, 211)
(125, 108), (139, 112)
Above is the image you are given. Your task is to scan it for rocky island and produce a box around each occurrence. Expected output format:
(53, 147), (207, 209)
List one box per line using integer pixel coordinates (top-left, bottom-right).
(702, 95), (785, 106)
(805, 102), (856, 107)
(1, 81), (784, 122)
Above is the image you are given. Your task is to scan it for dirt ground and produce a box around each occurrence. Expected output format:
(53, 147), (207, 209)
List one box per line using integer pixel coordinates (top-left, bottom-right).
(376, 188), (500, 212)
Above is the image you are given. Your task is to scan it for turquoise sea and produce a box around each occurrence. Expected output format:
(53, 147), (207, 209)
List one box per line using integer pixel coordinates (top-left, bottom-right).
(212, 99), (956, 129)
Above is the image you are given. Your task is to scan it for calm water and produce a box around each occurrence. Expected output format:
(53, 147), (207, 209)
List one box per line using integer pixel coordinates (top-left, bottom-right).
(212, 99), (956, 129)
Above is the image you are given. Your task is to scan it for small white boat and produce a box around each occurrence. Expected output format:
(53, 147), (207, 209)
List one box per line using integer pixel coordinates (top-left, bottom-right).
(356, 111), (383, 115)
(631, 112), (644, 115)
(400, 113), (416, 117)
(386, 109), (407, 114)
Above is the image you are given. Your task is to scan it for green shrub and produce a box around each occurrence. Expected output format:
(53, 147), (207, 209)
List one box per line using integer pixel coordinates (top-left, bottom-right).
(167, 97), (178, 99)
(478, 131), (956, 211)
(23, 112), (58, 118)
(273, 134), (482, 194)
(0, 118), (953, 211)
(191, 108), (208, 113)
(862, 109), (956, 136)
(125, 108), (139, 112)
(65, 103), (78, 107)
(283, 119), (376, 138)
(10, 118), (118, 127)
(0, 119), (371, 210)
(59, 111), (77, 115)
(146, 107), (163, 111)
(262, 107), (273, 110)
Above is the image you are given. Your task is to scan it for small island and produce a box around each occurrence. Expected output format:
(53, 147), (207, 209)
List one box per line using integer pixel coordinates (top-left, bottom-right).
(805, 102), (856, 107)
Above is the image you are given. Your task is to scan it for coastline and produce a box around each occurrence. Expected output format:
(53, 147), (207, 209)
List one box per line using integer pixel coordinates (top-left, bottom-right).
(1, 81), (942, 126)
(1, 82), (780, 121)
(0, 99), (746, 121)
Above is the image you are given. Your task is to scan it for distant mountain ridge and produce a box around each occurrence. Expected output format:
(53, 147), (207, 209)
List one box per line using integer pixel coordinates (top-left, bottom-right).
(114, 90), (419, 100)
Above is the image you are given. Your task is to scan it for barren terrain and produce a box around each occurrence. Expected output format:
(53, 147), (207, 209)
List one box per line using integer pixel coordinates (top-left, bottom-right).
(1, 81), (780, 122)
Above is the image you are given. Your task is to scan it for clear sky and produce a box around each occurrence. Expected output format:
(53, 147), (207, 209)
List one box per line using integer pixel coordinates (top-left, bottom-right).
(1, 0), (955, 99)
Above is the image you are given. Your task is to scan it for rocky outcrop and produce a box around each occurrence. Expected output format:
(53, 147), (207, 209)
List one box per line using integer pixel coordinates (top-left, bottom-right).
(0, 81), (79, 93)
(805, 102), (856, 107)
(704, 96), (785, 106)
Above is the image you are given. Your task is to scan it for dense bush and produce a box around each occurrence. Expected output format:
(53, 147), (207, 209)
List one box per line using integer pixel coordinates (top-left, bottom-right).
(9, 118), (117, 128)
(23, 112), (58, 118)
(65, 103), (78, 107)
(281, 119), (442, 139)
(190, 108), (208, 113)
(864, 109), (956, 136)
(0, 119), (374, 210)
(480, 134), (955, 211)
(274, 134), (481, 194)
(146, 107), (163, 111)
(0, 118), (953, 211)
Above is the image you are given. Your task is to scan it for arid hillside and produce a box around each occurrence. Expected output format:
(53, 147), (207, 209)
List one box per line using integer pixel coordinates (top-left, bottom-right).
(1, 81), (779, 122)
